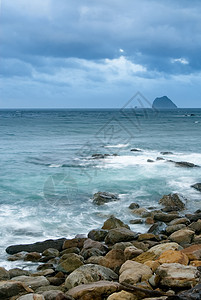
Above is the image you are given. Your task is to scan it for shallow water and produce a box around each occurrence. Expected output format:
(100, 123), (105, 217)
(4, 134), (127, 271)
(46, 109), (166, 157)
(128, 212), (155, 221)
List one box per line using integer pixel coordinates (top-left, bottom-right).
(0, 108), (201, 268)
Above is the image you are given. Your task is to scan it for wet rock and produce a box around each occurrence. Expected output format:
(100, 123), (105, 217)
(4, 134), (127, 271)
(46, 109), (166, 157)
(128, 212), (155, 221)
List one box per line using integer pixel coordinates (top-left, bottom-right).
(62, 238), (87, 250)
(156, 263), (200, 288)
(0, 280), (33, 299)
(107, 290), (137, 300)
(181, 244), (201, 260)
(24, 252), (42, 262)
(6, 238), (66, 255)
(157, 250), (189, 265)
(159, 194), (185, 212)
(175, 161), (200, 168)
(16, 294), (45, 300)
(185, 213), (201, 222)
(92, 153), (108, 159)
(124, 246), (143, 260)
(11, 276), (50, 290)
(102, 216), (130, 230)
(56, 253), (84, 274)
(147, 159), (154, 163)
(65, 264), (118, 289)
(105, 228), (138, 245)
(42, 290), (69, 300)
(131, 207), (149, 217)
(148, 222), (167, 235)
(154, 213), (179, 223)
(119, 260), (152, 284)
(169, 229), (194, 245)
(156, 157), (165, 161)
(129, 203), (140, 209)
(37, 263), (54, 271)
(172, 283), (201, 300)
(9, 268), (30, 279)
(88, 229), (108, 241)
(191, 183), (201, 191)
(42, 248), (59, 257)
(0, 267), (10, 280)
(60, 247), (80, 256)
(131, 148), (142, 152)
(160, 152), (173, 155)
(92, 191), (119, 205)
(166, 224), (186, 235)
(67, 281), (120, 300)
(148, 242), (182, 256)
(129, 219), (143, 224)
(145, 217), (154, 224)
(7, 252), (26, 261)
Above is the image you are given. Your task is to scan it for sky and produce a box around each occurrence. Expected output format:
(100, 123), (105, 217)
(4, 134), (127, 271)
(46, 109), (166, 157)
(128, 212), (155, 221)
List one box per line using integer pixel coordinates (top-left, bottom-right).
(0, 0), (201, 108)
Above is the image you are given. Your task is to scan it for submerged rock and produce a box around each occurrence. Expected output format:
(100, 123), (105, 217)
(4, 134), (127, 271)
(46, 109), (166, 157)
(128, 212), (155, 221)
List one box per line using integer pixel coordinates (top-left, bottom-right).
(175, 161), (200, 168)
(92, 191), (119, 205)
(191, 183), (201, 192)
(160, 151), (173, 155)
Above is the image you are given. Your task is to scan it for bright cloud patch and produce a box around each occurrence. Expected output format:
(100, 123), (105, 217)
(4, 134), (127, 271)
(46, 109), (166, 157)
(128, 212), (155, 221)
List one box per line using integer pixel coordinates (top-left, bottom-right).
(171, 58), (189, 65)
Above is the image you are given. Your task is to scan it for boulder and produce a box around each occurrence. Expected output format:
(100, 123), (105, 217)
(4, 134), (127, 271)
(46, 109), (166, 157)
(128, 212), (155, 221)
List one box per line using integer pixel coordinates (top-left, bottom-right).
(174, 283), (201, 300)
(154, 213), (179, 223)
(42, 290), (69, 299)
(156, 263), (200, 288)
(42, 248), (59, 257)
(88, 229), (108, 241)
(98, 249), (125, 273)
(11, 276), (49, 290)
(131, 208), (149, 217)
(0, 267), (10, 280)
(169, 217), (190, 226)
(62, 238), (87, 250)
(82, 238), (108, 253)
(138, 233), (157, 242)
(130, 148), (142, 152)
(80, 248), (105, 260)
(112, 242), (134, 251)
(144, 261), (160, 272)
(102, 216), (130, 230)
(124, 246), (143, 260)
(128, 203), (140, 209)
(148, 222), (167, 235)
(157, 250), (189, 265)
(107, 290), (137, 300)
(191, 183), (201, 192)
(119, 260), (152, 285)
(67, 281), (120, 300)
(16, 294), (45, 300)
(175, 161), (200, 168)
(181, 244), (201, 260)
(105, 228), (137, 245)
(129, 219), (143, 224)
(132, 252), (158, 263)
(9, 268), (30, 279)
(159, 194), (185, 212)
(185, 212), (201, 222)
(194, 234), (201, 243)
(0, 280), (33, 299)
(188, 220), (201, 234)
(24, 252), (42, 262)
(166, 224), (186, 235)
(60, 247), (80, 256)
(65, 264), (118, 289)
(190, 260), (201, 267)
(92, 192), (119, 205)
(148, 242), (182, 256)
(6, 238), (66, 255)
(169, 229), (194, 245)
(56, 253), (84, 274)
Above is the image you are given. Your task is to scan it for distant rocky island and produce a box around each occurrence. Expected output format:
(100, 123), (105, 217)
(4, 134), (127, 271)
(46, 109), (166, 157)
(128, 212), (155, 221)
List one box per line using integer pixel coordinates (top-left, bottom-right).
(152, 96), (177, 109)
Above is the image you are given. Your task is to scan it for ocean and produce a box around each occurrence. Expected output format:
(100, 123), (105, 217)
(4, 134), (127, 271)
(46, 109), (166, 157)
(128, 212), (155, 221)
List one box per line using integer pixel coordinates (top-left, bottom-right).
(0, 108), (201, 269)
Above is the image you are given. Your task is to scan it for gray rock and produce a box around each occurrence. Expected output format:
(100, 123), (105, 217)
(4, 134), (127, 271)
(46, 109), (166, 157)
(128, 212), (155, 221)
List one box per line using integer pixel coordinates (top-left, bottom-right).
(9, 268), (30, 278)
(92, 191), (119, 205)
(42, 290), (70, 299)
(0, 267), (10, 280)
(160, 152), (173, 155)
(129, 219), (143, 224)
(105, 228), (138, 245)
(154, 213), (179, 223)
(0, 281), (32, 299)
(88, 229), (108, 241)
(56, 253), (84, 274)
(166, 224), (186, 235)
(175, 161), (200, 168)
(130, 148), (142, 152)
(169, 229), (195, 246)
(129, 203), (140, 209)
(65, 264), (118, 289)
(42, 248), (59, 257)
(16, 294), (45, 300)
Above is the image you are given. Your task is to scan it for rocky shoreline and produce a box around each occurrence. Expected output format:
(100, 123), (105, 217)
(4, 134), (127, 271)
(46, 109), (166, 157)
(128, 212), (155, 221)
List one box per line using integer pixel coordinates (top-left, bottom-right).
(1, 192), (201, 300)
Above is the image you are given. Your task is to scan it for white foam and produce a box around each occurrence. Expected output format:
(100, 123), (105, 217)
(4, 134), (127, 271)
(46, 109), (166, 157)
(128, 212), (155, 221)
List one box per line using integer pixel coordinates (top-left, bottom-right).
(104, 143), (129, 148)
(49, 164), (62, 168)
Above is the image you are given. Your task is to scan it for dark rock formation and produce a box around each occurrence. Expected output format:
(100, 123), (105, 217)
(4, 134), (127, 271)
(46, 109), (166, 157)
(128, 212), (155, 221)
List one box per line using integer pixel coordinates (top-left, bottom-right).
(152, 96), (177, 109)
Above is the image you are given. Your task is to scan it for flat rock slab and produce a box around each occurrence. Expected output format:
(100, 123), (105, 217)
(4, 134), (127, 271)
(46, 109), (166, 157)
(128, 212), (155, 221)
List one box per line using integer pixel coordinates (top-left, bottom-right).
(11, 276), (49, 290)
(6, 238), (66, 255)
(67, 280), (120, 300)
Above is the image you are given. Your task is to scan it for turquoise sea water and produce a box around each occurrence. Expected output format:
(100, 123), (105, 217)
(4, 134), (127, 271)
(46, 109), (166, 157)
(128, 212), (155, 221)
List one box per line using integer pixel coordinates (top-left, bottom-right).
(0, 108), (201, 268)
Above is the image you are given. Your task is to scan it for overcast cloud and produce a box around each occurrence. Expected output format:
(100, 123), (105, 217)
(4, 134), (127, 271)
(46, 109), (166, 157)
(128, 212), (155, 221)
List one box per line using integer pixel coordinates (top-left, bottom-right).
(1, 0), (201, 107)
